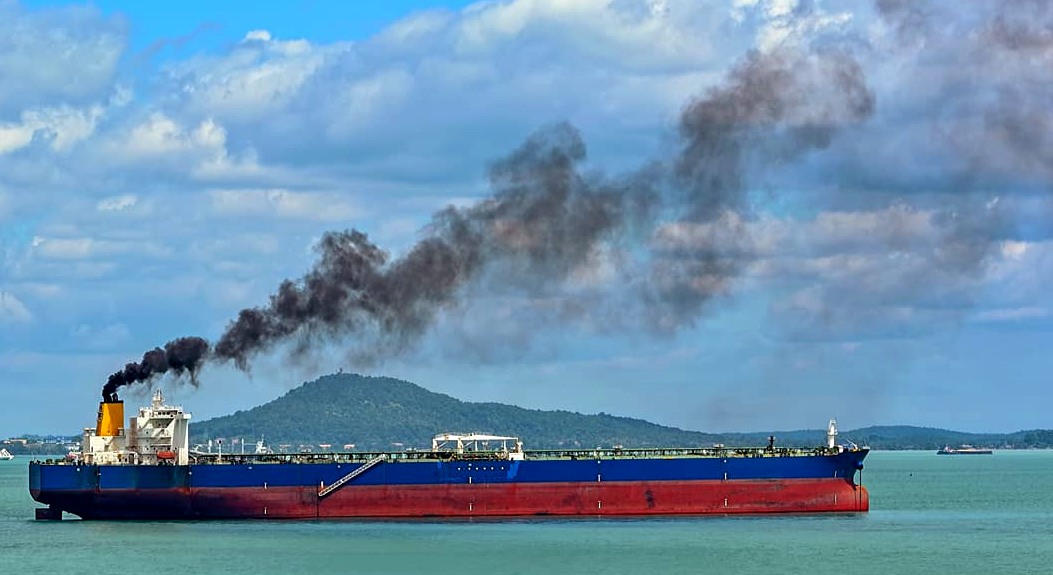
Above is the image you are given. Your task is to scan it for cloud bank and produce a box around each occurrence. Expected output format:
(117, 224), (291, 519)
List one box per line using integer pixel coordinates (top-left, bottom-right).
(2, 0), (1051, 431)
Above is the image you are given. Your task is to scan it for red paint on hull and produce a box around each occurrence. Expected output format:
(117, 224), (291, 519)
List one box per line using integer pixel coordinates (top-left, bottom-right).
(47, 479), (868, 519)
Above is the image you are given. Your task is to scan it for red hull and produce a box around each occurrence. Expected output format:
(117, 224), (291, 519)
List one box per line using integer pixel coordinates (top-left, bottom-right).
(53, 479), (868, 519)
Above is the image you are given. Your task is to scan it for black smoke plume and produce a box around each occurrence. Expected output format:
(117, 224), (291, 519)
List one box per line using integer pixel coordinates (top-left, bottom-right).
(211, 46), (873, 368)
(102, 44), (874, 394)
(102, 337), (210, 401)
(676, 49), (874, 222)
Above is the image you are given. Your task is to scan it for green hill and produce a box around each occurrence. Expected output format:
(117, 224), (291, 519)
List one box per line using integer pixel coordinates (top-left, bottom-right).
(192, 373), (728, 450)
(189, 372), (1053, 451)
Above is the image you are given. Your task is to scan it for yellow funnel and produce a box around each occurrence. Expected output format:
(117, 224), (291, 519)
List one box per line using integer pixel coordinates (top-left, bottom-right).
(95, 401), (124, 437)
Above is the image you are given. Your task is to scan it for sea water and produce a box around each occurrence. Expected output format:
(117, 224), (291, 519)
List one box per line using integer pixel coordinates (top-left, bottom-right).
(1, 451), (1052, 575)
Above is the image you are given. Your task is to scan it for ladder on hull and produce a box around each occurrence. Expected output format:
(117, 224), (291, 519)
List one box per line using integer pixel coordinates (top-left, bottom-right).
(318, 455), (386, 498)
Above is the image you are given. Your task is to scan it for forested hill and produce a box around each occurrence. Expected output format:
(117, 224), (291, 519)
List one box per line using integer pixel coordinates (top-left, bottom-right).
(190, 373), (1053, 451)
(191, 373), (725, 450)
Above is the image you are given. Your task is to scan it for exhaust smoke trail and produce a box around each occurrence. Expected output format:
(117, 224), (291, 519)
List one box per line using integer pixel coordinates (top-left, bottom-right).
(101, 43), (875, 399)
(102, 337), (210, 401)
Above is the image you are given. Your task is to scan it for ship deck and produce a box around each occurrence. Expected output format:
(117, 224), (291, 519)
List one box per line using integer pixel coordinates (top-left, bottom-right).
(39, 445), (852, 466)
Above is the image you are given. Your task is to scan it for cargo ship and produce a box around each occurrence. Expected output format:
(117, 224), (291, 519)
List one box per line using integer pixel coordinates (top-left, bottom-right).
(30, 391), (869, 520)
(936, 445), (993, 455)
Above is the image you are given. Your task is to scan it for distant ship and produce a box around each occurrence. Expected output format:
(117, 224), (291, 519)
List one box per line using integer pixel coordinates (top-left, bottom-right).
(29, 391), (869, 520)
(936, 445), (993, 455)
(0, 448), (13, 461)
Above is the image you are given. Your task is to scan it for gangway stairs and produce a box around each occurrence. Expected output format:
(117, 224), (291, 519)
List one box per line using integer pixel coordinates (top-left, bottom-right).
(318, 454), (386, 498)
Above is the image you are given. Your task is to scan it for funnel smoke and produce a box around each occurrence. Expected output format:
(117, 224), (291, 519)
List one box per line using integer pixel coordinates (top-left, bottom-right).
(102, 337), (210, 401)
(101, 44), (875, 396)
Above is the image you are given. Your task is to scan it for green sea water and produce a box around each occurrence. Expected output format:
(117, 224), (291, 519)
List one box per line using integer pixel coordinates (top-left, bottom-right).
(2, 451), (1052, 575)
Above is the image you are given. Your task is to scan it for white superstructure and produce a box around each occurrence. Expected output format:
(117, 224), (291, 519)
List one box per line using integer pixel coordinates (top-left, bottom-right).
(431, 432), (525, 460)
(0, 448), (13, 460)
(79, 390), (192, 465)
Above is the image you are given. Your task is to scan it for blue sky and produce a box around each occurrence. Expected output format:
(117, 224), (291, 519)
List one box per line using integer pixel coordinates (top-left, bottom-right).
(2, 0), (1052, 438)
(20, 0), (478, 49)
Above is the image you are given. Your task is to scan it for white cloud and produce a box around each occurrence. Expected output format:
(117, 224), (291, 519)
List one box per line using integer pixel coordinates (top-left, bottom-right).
(29, 235), (171, 260)
(112, 0), (739, 187)
(460, 0), (711, 71)
(208, 189), (362, 221)
(30, 236), (93, 259)
(730, 0), (855, 51)
(69, 322), (132, 349)
(0, 103), (109, 155)
(324, 69), (416, 136)
(124, 113), (225, 157)
(0, 2), (125, 116)
(1001, 241), (1028, 260)
(169, 32), (340, 123)
(17, 282), (63, 299)
(985, 240), (1053, 305)
(243, 30), (272, 42)
(97, 195), (138, 211)
(652, 203), (1022, 339)
(974, 307), (1050, 323)
(0, 291), (31, 323)
(34, 105), (105, 151)
(91, 112), (263, 181)
(374, 9), (452, 44)
(654, 205), (939, 261)
(0, 120), (32, 154)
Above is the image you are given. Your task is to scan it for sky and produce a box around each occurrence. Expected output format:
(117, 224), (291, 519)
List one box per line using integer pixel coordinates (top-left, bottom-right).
(1, 0), (1052, 438)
